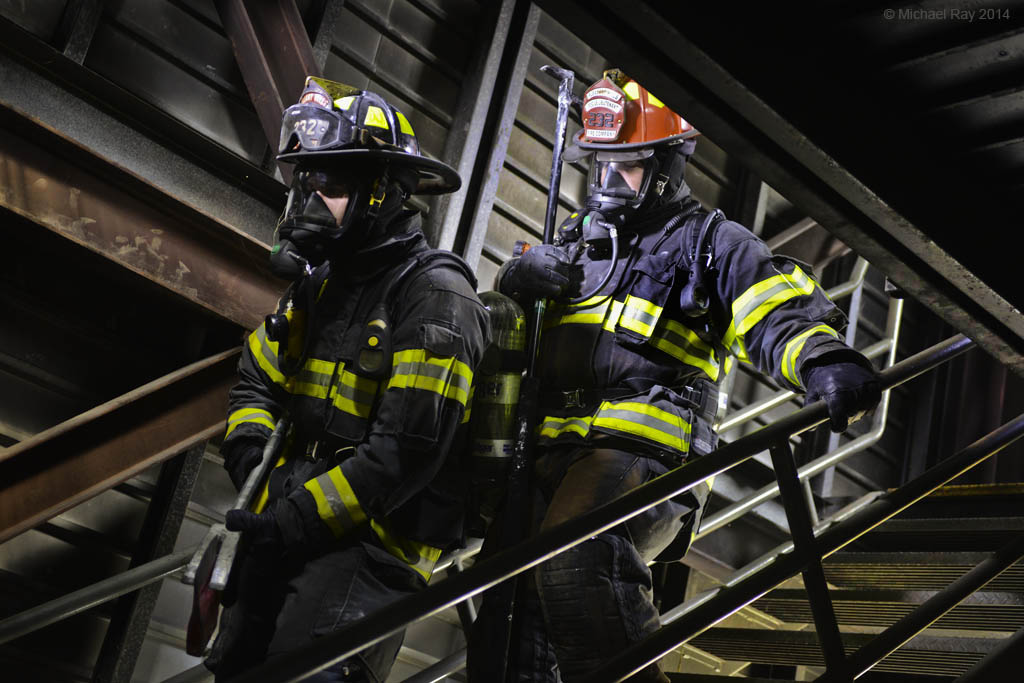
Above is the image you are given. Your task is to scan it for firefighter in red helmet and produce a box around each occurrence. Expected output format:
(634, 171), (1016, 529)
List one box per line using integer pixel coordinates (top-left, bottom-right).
(469, 70), (880, 681)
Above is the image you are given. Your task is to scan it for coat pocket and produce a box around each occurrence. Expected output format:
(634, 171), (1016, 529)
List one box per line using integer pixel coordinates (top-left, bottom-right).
(615, 251), (678, 346)
(394, 321), (468, 449)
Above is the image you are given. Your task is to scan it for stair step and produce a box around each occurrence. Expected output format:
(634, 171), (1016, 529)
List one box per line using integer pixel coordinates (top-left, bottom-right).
(690, 628), (1003, 676)
(822, 552), (1024, 591)
(887, 484), (1024, 520)
(754, 589), (1024, 632)
(849, 517), (1024, 552)
(665, 675), (783, 683)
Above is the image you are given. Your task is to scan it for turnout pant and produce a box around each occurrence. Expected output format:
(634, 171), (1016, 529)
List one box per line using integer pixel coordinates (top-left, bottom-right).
(468, 442), (703, 682)
(206, 537), (423, 682)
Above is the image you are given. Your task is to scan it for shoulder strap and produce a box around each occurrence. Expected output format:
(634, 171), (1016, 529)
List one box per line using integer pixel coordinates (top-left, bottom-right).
(353, 249), (477, 381)
(385, 248), (477, 311)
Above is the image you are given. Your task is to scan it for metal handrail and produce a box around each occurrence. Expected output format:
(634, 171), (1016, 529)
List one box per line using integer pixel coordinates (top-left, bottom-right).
(229, 334), (976, 683)
(592, 411), (1024, 682)
(698, 297), (903, 539)
(0, 537), (482, 647)
(0, 546), (197, 644)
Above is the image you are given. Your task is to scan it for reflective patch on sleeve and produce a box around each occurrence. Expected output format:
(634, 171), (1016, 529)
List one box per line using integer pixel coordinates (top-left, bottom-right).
(303, 466), (368, 538)
(370, 518), (443, 580)
(388, 349), (473, 406)
(723, 264), (818, 355)
(249, 325), (286, 387)
(225, 407), (275, 438)
(782, 324), (840, 388)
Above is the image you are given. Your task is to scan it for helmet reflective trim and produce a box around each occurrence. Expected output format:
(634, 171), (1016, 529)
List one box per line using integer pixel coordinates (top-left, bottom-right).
(364, 105), (389, 130)
(395, 111), (415, 136)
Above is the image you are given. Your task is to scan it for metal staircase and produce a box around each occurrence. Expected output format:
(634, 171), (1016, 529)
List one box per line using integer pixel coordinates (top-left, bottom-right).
(689, 485), (1024, 679)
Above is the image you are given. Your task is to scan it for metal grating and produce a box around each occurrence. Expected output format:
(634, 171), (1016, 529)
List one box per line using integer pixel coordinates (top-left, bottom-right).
(690, 627), (1002, 677)
(756, 588), (1024, 632)
(824, 553), (1024, 592)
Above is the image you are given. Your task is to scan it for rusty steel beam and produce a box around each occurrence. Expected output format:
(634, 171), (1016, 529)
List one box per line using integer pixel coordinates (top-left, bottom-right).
(0, 349), (240, 544)
(0, 102), (282, 330)
(216, 0), (320, 163)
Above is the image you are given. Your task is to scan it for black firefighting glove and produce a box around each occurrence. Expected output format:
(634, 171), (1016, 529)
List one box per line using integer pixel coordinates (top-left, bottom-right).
(225, 497), (309, 551)
(222, 439), (265, 492)
(803, 358), (882, 433)
(499, 245), (573, 299)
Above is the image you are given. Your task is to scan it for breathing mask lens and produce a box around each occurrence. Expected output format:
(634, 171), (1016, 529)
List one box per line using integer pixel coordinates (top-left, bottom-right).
(594, 160), (644, 198)
(300, 169), (355, 199)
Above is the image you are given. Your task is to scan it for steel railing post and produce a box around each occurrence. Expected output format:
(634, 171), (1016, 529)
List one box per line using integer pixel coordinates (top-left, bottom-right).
(769, 439), (848, 676)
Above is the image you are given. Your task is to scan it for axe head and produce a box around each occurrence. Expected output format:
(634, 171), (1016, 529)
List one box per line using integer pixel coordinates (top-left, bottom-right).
(186, 534), (223, 656)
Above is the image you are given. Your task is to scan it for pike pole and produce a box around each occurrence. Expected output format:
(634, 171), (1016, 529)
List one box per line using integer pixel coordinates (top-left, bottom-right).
(492, 64), (576, 682)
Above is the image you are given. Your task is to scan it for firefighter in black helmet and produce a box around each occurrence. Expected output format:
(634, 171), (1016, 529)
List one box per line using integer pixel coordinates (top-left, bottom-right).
(468, 70), (880, 682)
(206, 77), (489, 682)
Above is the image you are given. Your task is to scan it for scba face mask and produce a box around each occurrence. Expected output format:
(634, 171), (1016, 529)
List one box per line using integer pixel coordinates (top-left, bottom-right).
(271, 168), (368, 279)
(586, 154), (656, 216)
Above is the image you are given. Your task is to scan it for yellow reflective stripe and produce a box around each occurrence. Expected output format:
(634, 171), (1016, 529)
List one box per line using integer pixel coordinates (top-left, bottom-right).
(364, 105), (389, 129)
(603, 299), (626, 332)
(623, 81), (640, 99)
(538, 414), (594, 439)
(303, 466), (367, 538)
(782, 324), (840, 388)
(545, 296), (612, 328)
(283, 308), (306, 362)
(293, 357), (336, 400)
(253, 452), (288, 514)
(330, 364), (379, 419)
(619, 295), (662, 338)
(593, 400), (691, 449)
(370, 519), (443, 580)
(461, 384), (475, 424)
(389, 349), (473, 406)
(395, 111), (415, 136)
(723, 265), (818, 354)
(248, 326), (286, 386)
(648, 319), (720, 381)
(225, 407), (275, 438)
(305, 478), (346, 537)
